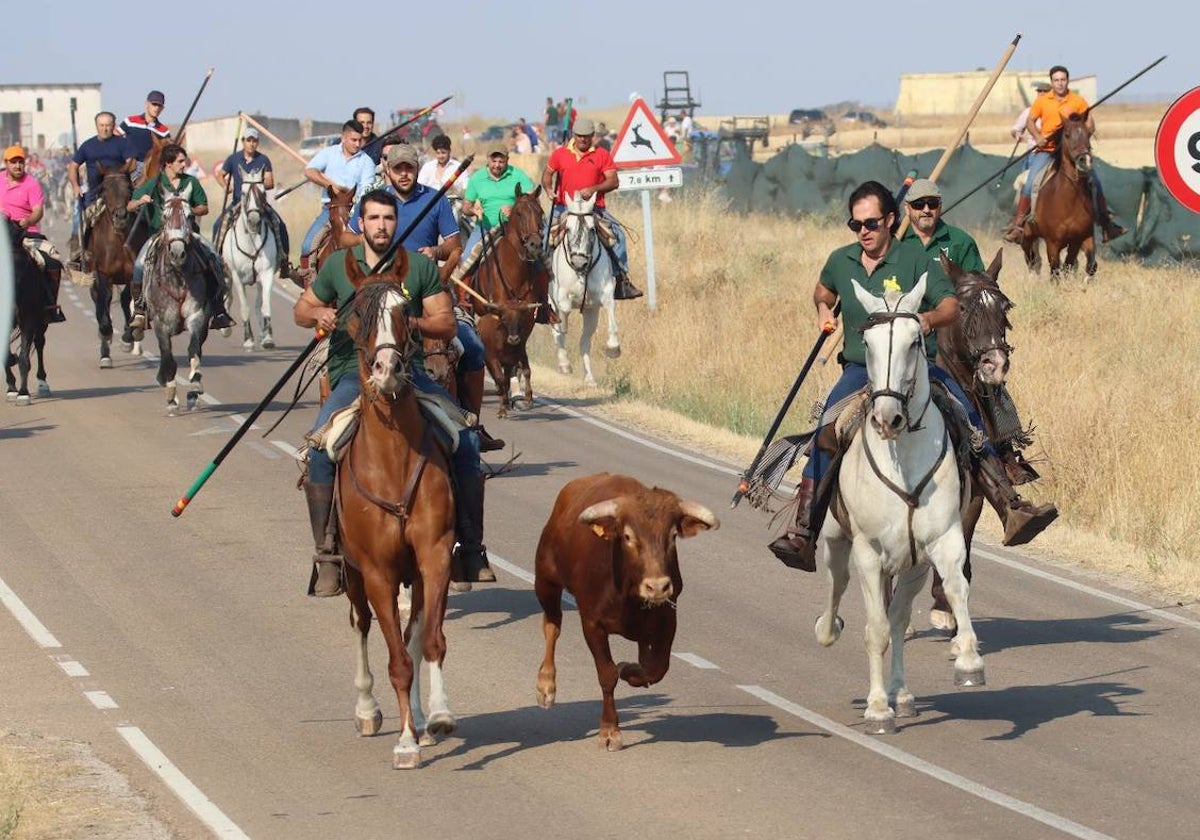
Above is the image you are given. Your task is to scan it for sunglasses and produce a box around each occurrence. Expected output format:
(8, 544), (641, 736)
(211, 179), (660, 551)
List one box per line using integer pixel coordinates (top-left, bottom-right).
(847, 216), (885, 233)
(909, 198), (941, 210)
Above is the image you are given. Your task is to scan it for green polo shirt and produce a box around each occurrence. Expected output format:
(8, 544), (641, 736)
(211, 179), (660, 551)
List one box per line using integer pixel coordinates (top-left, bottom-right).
(901, 219), (985, 274)
(311, 245), (443, 387)
(464, 164), (535, 227)
(819, 237), (956, 366)
(131, 174), (206, 232)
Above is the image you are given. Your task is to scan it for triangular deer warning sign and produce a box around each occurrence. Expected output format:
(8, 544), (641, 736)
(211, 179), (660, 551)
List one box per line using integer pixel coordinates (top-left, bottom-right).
(611, 98), (682, 169)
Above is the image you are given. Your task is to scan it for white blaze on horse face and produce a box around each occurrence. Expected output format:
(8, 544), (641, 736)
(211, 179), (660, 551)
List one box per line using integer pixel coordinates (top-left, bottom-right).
(369, 288), (408, 394)
(852, 277), (926, 436)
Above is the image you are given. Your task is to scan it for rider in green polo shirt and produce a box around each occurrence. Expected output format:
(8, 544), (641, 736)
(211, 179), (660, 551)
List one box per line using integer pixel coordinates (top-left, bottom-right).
(898, 178), (985, 273)
(458, 148), (535, 264)
(767, 180), (1057, 572)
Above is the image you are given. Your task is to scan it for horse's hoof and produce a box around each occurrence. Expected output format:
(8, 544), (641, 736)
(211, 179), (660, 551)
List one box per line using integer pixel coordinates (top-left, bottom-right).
(536, 689), (556, 710)
(131, 343), (143, 357)
(15, 394), (31, 407)
(955, 668), (986, 687)
(895, 697), (918, 718)
(426, 710), (456, 737)
(99, 357), (112, 369)
(604, 345), (621, 359)
(814, 614), (844, 647)
(185, 392), (199, 412)
(448, 580), (472, 594)
(120, 340), (134, 353)
(355, 709), (383, 737)
(392, 746), (421, 770)
(598, 729), (623, 752)
(930, 609), (957, 632)
(864, 714), (897, 735)
(243, 338), (254, 350)
(558, 363), (573, 375)
(419, 731), (436, 747)
(219, 327), (232, 338)
(36, 381), (50, 398)
(261, 336), (275, 350)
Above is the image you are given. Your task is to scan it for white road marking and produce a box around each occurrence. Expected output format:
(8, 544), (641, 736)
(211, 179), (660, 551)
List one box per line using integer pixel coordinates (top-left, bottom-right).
(672, 652), (720, 670)
(117, 725), (251, 840)
(486, 552), (535, 586)
(84, 690), (119, 710)
(0, 575), (62, 648)
(738, 685), (1115, 840)
(57, 658), (90, 677)
(272, 440), (303, 460)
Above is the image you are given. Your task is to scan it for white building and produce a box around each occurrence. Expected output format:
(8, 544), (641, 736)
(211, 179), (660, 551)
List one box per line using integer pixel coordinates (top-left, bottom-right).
(0, 83), (103, 152)
(895, 72), (1098, 117)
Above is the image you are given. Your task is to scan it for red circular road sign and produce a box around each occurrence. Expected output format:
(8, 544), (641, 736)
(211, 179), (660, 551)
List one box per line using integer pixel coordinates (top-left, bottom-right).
(1155, 86), (1200, 214)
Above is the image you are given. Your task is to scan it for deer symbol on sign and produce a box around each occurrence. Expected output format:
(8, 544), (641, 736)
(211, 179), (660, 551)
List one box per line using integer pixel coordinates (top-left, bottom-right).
(630, 124), (655, 152)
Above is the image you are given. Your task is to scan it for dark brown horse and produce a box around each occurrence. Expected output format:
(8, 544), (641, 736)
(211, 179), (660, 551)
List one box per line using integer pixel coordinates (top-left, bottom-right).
(336, 254), (458, 769)
(4, 219), (50, 405)
(87, 166), (138, 366)
(471, 188), (545, 417)
(1021, 115), (1098, 278)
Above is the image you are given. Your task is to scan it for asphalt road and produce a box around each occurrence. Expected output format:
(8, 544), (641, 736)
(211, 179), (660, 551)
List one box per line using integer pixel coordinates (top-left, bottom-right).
(3, 227), (1199, 839)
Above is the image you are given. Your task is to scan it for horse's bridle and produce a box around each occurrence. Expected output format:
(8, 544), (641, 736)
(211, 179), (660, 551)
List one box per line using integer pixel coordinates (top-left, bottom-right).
(561, 208), (601, 276)
(230, 183), (269, 261)
(101, 173), (132, 231)
(352, 283), (418, 400)
(861, 310), (933, 433)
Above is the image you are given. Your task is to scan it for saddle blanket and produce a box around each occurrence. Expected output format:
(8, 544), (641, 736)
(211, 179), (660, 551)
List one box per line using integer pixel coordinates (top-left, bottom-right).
(306, 390), (479, 462)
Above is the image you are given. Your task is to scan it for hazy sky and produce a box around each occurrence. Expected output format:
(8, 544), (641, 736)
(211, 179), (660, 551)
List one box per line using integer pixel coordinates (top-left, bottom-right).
(6, 1), (1190, 125)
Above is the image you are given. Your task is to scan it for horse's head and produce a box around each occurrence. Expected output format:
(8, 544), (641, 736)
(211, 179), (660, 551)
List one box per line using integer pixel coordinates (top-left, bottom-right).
(327, 184), (355, 208)
(239, 168), (266, 230)
(507, 185), (546, 262)
(346, 255), (417, 397)
(1058, 113), (1093, 176)
(941, 251), (1013, 386)
(561, 191), (599, 273)
(853, 276), (929, 440)
(98, 165), (132, 228)
(161, 192), (194, 264)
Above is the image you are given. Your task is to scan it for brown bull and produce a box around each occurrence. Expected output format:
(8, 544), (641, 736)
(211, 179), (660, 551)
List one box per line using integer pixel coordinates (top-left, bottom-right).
(534, 473), (719, 751)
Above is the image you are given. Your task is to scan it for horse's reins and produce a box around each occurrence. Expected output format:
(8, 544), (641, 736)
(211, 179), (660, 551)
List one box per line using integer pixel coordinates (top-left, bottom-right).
(229, 185), (270, 263)
(860, 311), (934, 433)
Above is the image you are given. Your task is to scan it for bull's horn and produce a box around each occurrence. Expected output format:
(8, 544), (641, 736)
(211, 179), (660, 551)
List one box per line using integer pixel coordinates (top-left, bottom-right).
(678, 500), (720, 531)
(578, 499), (619, 523)
(522, 303), (541, 311)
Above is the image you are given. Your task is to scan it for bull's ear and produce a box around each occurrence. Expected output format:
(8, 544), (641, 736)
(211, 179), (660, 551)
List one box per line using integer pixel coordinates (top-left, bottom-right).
(579, 499), (620, 540)
(677, 500), (719, 538)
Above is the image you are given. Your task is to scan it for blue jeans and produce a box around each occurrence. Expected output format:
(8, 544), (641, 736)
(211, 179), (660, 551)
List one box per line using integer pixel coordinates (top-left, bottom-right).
(301, 206), (330, 256)
(456, 320), (485, 372)
(548, 204), (629, 274)
(1023, 150), (1108, 201)
(412, 368), (481, 481)
(803, 362), (987, 482)
(460, 221), (488, 265)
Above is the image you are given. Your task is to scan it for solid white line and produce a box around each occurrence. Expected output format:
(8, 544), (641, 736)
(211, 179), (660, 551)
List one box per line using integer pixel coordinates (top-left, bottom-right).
(117, 725), (251, 840)
(486, 552), (576, 607)
(673, 652), (720, 670)
(974, 547), (1200, 631)
(0, 575), (62, 648)
(57, 659), (90, 677)
(84, 690), (119, 710)
(738, 685), (1115, 840)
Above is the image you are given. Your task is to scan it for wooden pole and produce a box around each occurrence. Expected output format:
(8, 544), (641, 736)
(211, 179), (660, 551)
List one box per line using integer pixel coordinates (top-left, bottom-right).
(238, 112), (309, 169)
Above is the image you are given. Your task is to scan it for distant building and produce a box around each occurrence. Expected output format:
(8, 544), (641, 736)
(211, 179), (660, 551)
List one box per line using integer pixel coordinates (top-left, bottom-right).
(0, 83), (103, 151)
(895, 71), (1098, 117)
(182, 114), (346, 155)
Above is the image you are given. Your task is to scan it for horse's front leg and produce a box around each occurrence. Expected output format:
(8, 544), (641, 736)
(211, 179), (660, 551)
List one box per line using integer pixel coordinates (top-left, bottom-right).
(927, 530), (984, 687)
(1044, 238), (1064, 281)
(14, 334), (32, 405)
(34, 330), (49, 397)
(888, 563), (929, 719)
(186, 325), (205, 412)
(1064, 241), (1081, 274)
(815, 527), (850, 647)
(852, 541), (894, 733)
(260, 263), (276, 349)
(345, 566), (383, 736)
(518, 346), (533, 407)
(551, 308), (572, 375)
(416, 534), (455, 743)
(1082, 235), (1098, 279)
(602, 291), (620, 358)
(363, 568), (420, 769)
(156, 328), (179, 413)
(232, 267), (253, 349)
(484, 350), (510, 419)
(579, 306), (600, 387)
(93, 277), (113, 367)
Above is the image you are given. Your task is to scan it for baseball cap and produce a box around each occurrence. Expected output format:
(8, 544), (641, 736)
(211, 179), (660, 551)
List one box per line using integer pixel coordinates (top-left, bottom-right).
(1033, 81), (1052, 92)
(146, 90), (166, 105)
(572, 116), (595, 136)
(488, 147), (509, 159)
(242, 127), (259, 140)
(3, 145), (26, 162)
(906, 178), (941, 202)
(386, 143), (420, 168)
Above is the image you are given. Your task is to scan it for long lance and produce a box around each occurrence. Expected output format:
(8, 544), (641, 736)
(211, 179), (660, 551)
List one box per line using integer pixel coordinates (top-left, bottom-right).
(274, 95), (453, 201)
(238, 112), (310, 168)
(126, 67), (215, 248)
(171, 153), (474, 517)
(68, 102), (78, 153)
(731, 304), (840, 509)
(943, 54), (1168, 215)
(215, 114), (244, 230)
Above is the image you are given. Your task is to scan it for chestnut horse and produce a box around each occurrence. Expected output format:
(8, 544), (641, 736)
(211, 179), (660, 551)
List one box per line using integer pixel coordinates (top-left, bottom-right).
(471, 188), (544, 417)
(310, 185), (359, 274)
(1021, 114), (1098, 278)
(336, 255), (457, 769)
(87, 167), (138, 366)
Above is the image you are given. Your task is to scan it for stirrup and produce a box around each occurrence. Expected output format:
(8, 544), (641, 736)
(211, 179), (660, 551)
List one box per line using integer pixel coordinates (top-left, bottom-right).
(308, 556), (345, 597)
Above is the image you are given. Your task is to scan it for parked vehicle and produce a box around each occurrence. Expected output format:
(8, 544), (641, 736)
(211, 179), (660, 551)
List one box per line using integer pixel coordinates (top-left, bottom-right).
(788, 108), (835, 138)
(478, 124), (510, 142)
(840, 110), (888, 128)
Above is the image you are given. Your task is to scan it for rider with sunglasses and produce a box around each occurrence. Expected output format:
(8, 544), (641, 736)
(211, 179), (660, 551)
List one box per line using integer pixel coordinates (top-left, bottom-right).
(767, 180), (1057, 572)
(898, 179), (984, 273)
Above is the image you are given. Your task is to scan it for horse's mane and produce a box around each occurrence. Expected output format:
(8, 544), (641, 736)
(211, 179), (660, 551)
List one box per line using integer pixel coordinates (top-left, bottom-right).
(350, 278), (413, 351)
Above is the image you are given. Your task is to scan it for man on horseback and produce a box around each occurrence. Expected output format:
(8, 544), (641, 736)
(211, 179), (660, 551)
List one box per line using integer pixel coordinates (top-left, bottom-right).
(2, 146), (67, 323)
(299, 120), (376, 278)
(294, 189), (495, 597)
(214, 128), (291, 279)
(768, 181), (1058, 572)
(126, 143), (235, 333)
(1003, 66), (1125, 244)
(118, 90), (171, 185)
(459, 148), (535, 264)
(67, 111), (133, 269)
(901, 179), (984, 273)
(541, 116), (643, 300)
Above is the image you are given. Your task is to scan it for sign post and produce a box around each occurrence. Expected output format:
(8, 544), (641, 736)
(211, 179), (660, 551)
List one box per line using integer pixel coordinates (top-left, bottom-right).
(611, 98), (683, 311)
(1155, 85), (1200, 214)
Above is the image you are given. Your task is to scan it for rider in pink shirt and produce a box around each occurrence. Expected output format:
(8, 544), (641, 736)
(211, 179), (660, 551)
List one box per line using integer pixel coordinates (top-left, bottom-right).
(3, 144), (66, 322)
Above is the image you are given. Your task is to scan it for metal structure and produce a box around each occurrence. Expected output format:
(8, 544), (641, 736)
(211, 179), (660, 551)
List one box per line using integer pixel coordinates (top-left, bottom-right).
(656, 71), (701, 124)
(718, 116), (771, 153)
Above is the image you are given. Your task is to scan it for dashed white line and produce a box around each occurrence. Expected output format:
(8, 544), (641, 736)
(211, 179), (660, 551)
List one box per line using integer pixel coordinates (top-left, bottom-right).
(57, 658), (90, 677)
(738, 685), (1115, 840)
(672, 652), (720, 670)
(84, 690), (119, 710)
(118, 725), (251, 840)
(0, 574), (62, 648)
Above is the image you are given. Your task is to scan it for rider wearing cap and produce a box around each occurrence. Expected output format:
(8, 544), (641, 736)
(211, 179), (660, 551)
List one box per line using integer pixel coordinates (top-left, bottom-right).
(1004, 65), (1125, 244)
(118, 90), (171, 184)
(541, 116), (642, 300)
(2, 145), (67, 323)
(767, 181), (1057, 572)
(213, 127), (291, 279)
(68, 111), (134, 268)
(899, 179), (984, 273)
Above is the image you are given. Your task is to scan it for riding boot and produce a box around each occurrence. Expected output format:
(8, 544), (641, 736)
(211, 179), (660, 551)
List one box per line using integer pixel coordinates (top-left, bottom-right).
(1094, 192), (1128, 243)
(304, 481), (345, 597)
(452, 472), (496, 584)
(974, 454), (1059, 547)
(462, 368), (506, 451)
(1000, 446), (1040, 486)
(767, 477), (818, 572)
(1003, 194), (1032, 243)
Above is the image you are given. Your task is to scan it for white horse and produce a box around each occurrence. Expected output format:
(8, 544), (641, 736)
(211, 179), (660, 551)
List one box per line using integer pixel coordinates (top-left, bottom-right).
(814, 276), (984, 735)
(549, 192), (619, 386)
(220, 170), (277, 350)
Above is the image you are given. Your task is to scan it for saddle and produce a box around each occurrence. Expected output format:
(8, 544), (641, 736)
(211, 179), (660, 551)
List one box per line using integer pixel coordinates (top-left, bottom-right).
(548, 213), (617, 249)
(305, 390), (478, 464)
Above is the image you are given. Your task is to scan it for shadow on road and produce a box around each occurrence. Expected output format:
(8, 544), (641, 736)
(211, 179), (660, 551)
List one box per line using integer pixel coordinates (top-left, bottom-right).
(446, 586), (557, 630)
(483, 458), (578, 479)
(969, 612), (1167, 656)
(0, 420), (56, 439)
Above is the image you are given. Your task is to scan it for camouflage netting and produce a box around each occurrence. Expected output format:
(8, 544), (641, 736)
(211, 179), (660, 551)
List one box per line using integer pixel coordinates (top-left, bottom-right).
(719, 141), (1200, 264)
